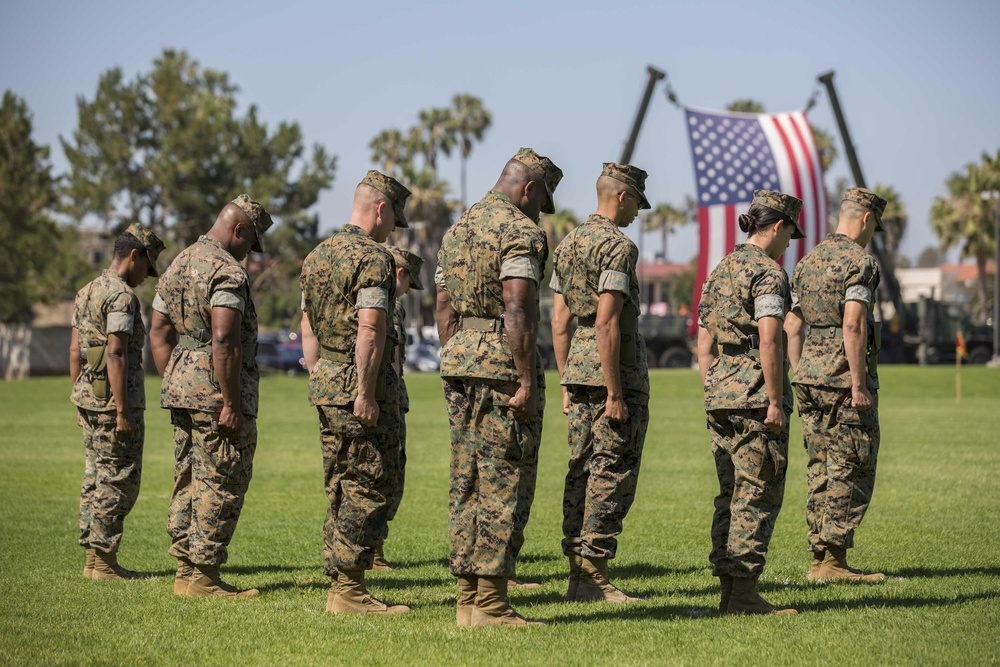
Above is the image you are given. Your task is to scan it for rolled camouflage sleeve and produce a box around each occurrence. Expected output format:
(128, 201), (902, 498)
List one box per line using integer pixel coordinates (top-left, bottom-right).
(844, 254), (879, 309)
(549, 270), (562, 294)
(152, 293), (168, 315)
(355, 249), (394, 312)
(499, 224), (546, 286)
(751, 268), (789, 320)
(598, 237), (635, 295)
(210, 265), (249, 314)
(105, 292), (136, 335)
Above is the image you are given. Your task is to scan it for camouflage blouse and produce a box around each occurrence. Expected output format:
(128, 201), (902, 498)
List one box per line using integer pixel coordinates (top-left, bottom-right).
(71, 270), (146, 412)
(393, 298), (409, 412)
(153, 236), (259, 416)
(791, 233), (880, 390)
(698, 243), (792, 411)
(437, 190), (548, 384)
(300, 224), (398, 406)
(551, 214), (648, 396)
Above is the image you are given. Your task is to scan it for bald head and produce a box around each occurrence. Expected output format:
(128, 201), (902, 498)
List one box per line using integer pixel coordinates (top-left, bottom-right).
(597, 175), (625, 202)
(354, 182), (391, 211)
(839, 199), (868, 223)
(495, 158), (537, 190)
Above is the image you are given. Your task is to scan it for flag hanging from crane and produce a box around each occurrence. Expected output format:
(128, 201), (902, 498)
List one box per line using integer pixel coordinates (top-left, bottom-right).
(685, 107), (827, 314)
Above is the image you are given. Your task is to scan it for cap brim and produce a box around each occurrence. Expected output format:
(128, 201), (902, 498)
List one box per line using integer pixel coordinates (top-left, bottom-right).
(146, 252), (159, 277)
(872, 210), (884, 232)
(409, 272), (424, 290)
(630, 186), (651, 210)
(393, 202), (408, 228)
(541, 183), (555, 214)
(791, 222), (806, 240)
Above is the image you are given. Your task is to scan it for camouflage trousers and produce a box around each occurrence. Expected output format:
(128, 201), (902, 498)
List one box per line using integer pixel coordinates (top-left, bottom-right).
(444, 377), (544, 578)
(78, 408), (144, 553)
(795, 385), (880, 551)
(707, 408), (789, 578)
(384, 408), (407, 525)
(562, 386), (649, 559)
(318, 401), (400, 574)
(167, 409), (257, 566)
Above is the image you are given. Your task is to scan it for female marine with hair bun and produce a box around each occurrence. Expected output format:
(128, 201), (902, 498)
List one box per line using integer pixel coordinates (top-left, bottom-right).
(695, 189), (806, 616)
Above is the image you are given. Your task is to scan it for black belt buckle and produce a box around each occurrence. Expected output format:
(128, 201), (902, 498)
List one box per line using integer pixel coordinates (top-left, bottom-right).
(747, 334), (760, 349)
(498, 314), (505, 331)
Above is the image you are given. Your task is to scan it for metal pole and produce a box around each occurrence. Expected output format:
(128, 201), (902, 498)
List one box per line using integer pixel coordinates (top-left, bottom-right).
(994, 193), (1000, 364)
(818, 71), (866, 187)
(620, 66), (666, 165)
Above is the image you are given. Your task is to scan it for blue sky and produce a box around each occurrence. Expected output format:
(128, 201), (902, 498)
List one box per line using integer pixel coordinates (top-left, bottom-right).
(3, 0), (998, 263)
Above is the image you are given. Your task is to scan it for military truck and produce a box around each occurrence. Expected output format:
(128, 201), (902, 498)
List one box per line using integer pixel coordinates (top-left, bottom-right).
(900, 298), (994, 365)
(640, 314), (694, 368)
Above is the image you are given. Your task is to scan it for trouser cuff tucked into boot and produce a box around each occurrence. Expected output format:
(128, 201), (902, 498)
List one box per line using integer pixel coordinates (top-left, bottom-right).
(566, 554), (584, 601)
(174, 557), (195, 595)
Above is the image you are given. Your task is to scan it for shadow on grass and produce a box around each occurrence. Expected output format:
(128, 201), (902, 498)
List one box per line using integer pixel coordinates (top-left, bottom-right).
(545, 601), (703, 624)
(796, 589), (1000, 613)
(225, 563), (314, 576)
(889, 566), (1000, 578)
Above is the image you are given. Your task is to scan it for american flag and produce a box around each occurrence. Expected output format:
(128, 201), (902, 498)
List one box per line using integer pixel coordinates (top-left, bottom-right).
(685, 107), (826, 313)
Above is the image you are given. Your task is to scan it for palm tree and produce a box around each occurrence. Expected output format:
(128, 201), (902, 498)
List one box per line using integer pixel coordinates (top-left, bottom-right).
(449, 94), (491, 207)
(415, 107), (455, 173)
(872, 184), (907, 267)
(541, 208), (579, 250)
(369, 129), (410, 178)
(930, 149), (1000, 322)
(642, 198), (693, 262)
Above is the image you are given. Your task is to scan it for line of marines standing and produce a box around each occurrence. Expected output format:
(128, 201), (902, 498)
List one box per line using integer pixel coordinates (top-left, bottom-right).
(69, 147), (889, 623)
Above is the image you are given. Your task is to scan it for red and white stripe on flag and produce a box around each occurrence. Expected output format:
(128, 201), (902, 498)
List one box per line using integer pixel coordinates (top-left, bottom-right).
(685, 107), (827, 319)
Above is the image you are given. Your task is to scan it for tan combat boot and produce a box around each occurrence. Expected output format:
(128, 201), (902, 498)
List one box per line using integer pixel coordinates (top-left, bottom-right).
(371, 542), (393, 571)
(574, 556), (642, 603)
(815, 547), (886, 583)
(566, 554), (584, 601)
(471, 576), (545, 627)
(185, 564), (259, 598)
(807, 550), (826, 581)
(174, 557), (195, 595)
(508, 576), (541, 590)
(726, 576), (798, 615)
(456, 575), (478, 627)
(718, 574), (734, 614)
(325, 568), (409, 615)
(83, 548), (96, 579)
(90, 549), (145, 581)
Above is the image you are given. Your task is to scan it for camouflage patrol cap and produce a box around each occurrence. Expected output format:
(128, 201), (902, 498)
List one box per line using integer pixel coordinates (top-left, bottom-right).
(513, 147), (563, 214)
(230, 194), (273, 252)
(386, 245), (425, 290)
(602, 162), (651, 210)
(124, 222), (166, 277)
(842, 187), (886, 232)
(752, 189), (805, 239)
(362, 170), (411, 229)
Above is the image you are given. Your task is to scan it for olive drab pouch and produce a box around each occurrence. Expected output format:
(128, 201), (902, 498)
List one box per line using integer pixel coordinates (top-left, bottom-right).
(86, 345), (109, 400)
(375, 339), (396, 401)
(619, 304), (639, 367)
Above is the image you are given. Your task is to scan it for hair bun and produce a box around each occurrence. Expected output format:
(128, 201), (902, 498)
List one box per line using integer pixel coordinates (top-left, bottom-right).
(738, 213), (756, 233)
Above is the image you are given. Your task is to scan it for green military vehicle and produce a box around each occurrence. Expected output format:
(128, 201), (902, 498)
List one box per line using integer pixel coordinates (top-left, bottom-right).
(900, 298), (994, 365)
(639, 314), (694, 368)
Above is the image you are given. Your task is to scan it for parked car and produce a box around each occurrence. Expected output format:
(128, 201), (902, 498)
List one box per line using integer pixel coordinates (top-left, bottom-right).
(257, 338), (307, 375)
(406, 340), (440, 372)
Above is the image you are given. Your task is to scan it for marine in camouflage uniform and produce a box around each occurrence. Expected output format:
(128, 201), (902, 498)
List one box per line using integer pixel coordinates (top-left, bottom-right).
(150, 195), (272, 598)
(373, 245), (425, 570)
(697, 190), (804, 615)
(435, 147), (561, 627)
(300, 170), (411, 615)
(70, 223), (164, 580)
(550, 162), (650, 604)
(788, 187), (887, 584)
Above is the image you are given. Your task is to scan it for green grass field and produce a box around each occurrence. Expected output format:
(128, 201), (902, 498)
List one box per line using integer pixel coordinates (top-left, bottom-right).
(1, 367), (999, 666)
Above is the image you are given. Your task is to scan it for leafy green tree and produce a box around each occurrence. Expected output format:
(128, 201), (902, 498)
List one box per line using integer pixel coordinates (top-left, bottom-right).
(449, 94), (492, 207)
(930, 149), (1000, 322)
(667, 258), (698, 313)
(61, 49), (337, 328)
(0, 91), (89, 322)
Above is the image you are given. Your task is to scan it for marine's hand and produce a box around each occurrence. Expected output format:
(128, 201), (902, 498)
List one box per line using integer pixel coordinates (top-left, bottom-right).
(561, 387), (570, 415)
(604, 394), (629, 423)
(508, 384), (538, 421)
(217, 404), (242, 434)
(354, 395), (379, 427)
(763, 403), (786, 434)
(76, 412), (85, 428)
(851, 386), (873, 411)
(115, 412), (136, 435)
